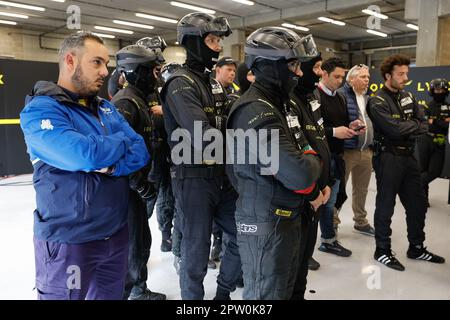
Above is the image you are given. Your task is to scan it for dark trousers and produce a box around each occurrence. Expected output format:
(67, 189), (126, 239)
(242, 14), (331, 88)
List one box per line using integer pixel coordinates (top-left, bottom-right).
(124, 191), (151, 298)
(373, 152), (427, 249)
(238, 217), (302, 300)
(291, 205), (320, 300)
(156, 164), (175, 240)
(418, 135), (446, 187)
(172, 175), (241, 300)
(34, 225), (128, 300)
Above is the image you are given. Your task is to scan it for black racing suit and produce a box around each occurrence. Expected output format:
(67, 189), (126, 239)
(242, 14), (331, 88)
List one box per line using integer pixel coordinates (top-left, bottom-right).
(367, 86), (428, 250)
(227, 81), (322, 300)
(290, 91), (332, 299)
(161, 65), (241, 300)
(146, 91), (176, 244)
(111, 84), (156, 299)
(418, 99), (450, 198)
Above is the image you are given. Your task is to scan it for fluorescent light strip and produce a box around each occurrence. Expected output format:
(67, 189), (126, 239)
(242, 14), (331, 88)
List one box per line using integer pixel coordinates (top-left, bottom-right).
(362, 9), (388, 20)
(170, 1), (215, 14)
(94, 25), (134, 34)
(51, 0), (65, 3)
(0, 1), (45, 11)
(135, 13), (178, 24)
(231, 0), (254, 5)
(318, 16), (345, 26)
(0, 11), (28, 18)
(0, 19), (17, 25)
(281, 23), (310, 32)
(406, 23), (419, 31)
(113, 20), (154, 29)
(367, 29), (387, 37)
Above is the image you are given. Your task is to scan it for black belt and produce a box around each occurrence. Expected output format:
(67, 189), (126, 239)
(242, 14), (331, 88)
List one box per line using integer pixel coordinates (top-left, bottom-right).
(381, 144), (414, 156)
(171, 165), (225, 179)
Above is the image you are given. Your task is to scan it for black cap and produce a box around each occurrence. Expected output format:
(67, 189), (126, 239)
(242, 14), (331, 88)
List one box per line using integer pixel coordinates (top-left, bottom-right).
(216, 56), (237, 68)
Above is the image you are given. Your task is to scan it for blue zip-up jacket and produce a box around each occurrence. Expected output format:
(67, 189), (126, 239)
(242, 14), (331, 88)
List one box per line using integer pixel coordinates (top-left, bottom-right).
(20, 81), (150, 244)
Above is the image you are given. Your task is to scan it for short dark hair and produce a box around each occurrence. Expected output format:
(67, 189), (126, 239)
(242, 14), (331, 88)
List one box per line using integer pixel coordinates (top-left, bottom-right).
(321, 57), (346, 74)
(380, 54), (410, 80)
(58, 31), (104, 65)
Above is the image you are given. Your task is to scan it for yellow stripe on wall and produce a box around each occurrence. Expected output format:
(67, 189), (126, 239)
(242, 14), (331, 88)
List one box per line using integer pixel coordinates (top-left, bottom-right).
(0, 119), (20, 125)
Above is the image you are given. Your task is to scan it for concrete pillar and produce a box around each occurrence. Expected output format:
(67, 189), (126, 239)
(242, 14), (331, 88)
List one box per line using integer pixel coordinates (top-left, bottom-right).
(222, 29), (246, 61)
(416, 0), (439, 66)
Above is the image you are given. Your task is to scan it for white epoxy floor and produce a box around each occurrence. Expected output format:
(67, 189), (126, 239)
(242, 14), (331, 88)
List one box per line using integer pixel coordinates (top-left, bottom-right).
(0, 173), (449, 300)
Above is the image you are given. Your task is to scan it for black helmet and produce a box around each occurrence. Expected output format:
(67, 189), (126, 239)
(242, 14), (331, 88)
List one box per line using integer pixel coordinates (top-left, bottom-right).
(136, 36), (167, 52)
(429, 78), (449, 95)
(116, 44), (165, 94)
(177, 12), (232, 44)
(161, 62), (181, 82)
(244, 27), (319, 69)
(116, 44), (165, 74)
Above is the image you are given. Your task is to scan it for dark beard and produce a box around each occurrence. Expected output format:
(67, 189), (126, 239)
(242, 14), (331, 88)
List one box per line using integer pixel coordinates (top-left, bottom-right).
(71, 65), (100, 97)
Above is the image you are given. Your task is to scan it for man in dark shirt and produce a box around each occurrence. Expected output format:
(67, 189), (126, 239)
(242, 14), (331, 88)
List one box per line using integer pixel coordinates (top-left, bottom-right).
(314, 57), (364, 258)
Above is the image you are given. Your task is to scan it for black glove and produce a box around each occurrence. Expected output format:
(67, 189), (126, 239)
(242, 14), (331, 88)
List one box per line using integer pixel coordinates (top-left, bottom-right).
(137, 181), (157, 202)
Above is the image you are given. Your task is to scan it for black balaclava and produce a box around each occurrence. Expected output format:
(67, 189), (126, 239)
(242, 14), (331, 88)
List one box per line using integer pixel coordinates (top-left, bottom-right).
(236, 63), (251, 94)
(432, 91), (448, 104)
(295, 53), (322, 98)
(184, 34), (220, 73)
(124, 65), (157, 97)
(252, 59), (299, 101)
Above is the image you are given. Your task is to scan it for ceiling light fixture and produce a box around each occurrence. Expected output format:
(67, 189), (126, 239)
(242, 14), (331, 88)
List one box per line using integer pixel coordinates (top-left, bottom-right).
(113, 20), (154, 29)
(318, 16), (345, 26)
(0, 1), (45, 11)
(231, 0), (254, 5)
(135, 13), (178, 24)
(281, 23), (310, 32)
(0, 11), (28, 18)
(366, 29), (388, 37)
(406, 23), (419, 31)
(94, 25), (134, 34)
(0, 18), (17, 25)
(170, 1), (215, 14)
(362, 9), (388, 20)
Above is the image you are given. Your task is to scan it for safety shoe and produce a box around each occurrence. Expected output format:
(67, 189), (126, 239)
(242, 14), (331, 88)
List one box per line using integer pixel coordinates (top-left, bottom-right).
(318, 241), (352, 257)
(173, 256), (181, 275)
(160, 239), (172, 252)
(308, 257), (320, 270)
(208, 259), (217, 269)
(129, 288), (166, 300)
(374, 248), (405, 271)
(354, 224), (375, 237)
(407, 245), (445, 264)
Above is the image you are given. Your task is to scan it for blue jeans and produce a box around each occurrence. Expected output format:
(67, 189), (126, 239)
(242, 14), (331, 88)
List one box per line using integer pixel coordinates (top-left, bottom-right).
(320, 159), (341, 243)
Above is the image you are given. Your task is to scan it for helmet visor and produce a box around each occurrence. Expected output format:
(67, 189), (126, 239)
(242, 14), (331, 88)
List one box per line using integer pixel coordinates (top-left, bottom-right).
(204, 17), (232, 37)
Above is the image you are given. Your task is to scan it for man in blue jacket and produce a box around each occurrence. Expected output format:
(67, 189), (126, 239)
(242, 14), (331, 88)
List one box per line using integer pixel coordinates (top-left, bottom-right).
(20, 32), (149, 300)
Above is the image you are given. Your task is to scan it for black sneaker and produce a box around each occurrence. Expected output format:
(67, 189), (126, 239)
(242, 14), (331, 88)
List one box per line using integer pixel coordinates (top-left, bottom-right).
(374, 248), (405, 271)
(354, 224), (375, 237)
(318, 241), (352, 257)
(129, 288), (166, 300)
(308, 257), (320, 270)
(407, 245), (445, 263)
(161, 239), (172, 252)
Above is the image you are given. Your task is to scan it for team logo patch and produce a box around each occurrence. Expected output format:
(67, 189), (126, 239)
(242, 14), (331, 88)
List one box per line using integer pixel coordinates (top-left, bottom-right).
(40, 119), (54, 130)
